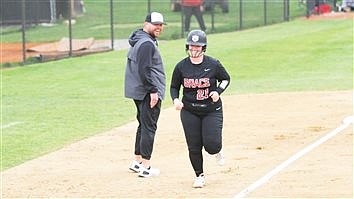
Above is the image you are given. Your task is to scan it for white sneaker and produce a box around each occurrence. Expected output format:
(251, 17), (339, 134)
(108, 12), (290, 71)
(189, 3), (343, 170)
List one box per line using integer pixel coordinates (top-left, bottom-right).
(193, 173), (205, 188)
(129, 160), (141, 173)
(138, 166), (160, 177)
(215, 150), (225, 166)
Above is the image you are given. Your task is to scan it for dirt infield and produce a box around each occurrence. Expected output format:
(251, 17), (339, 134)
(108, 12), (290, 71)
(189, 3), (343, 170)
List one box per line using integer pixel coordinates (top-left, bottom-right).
(1, 43), (43, 63)
(304, 11), (354, 20)
(0, 40), (116, 64)
(2, 90), (352, 198)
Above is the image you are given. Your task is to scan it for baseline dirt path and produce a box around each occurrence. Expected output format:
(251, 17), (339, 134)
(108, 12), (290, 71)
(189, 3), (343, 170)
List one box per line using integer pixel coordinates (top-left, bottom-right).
(2, 90), (353, 198)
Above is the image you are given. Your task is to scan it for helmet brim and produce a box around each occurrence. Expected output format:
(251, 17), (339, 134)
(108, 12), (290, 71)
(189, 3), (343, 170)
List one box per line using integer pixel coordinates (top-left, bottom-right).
(186, 42), (206, 46)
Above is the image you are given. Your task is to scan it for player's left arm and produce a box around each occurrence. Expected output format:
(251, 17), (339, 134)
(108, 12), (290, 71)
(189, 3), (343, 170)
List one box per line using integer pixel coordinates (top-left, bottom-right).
(209, 60), (230, 102)
(214, 60), (230, 94)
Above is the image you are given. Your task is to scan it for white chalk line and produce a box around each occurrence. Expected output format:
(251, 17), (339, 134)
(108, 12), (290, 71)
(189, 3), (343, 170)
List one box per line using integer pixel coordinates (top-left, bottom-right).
(234, 115), (354, 198)
(0, 121), (24, 130)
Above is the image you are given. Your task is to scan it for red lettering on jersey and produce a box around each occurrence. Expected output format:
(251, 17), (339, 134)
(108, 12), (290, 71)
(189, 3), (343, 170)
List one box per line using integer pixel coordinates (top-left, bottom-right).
(183, 78), (191, 88)
(200, 78), (210, 88)
(184, 78), (210, 88)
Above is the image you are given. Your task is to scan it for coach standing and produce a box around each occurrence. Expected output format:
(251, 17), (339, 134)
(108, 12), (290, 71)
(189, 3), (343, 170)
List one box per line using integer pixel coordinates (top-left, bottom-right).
(124, 12), (166, 178)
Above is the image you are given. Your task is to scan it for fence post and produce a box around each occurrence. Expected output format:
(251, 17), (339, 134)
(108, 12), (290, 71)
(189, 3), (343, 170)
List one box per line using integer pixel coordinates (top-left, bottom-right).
(35, 0), (39, 25)
(68, 0), (73, 57)
(21, 0), (26, 64)
(264, 0), (267, 25)
(147, 0), (151, 13)
(283, 0), (289, 21)
(211, 4), (215, 32)
(239, 0), (243, 30)
(283, 0), (285, 21)
(286, 0), (290, 21)
(110, 0), (114, 50)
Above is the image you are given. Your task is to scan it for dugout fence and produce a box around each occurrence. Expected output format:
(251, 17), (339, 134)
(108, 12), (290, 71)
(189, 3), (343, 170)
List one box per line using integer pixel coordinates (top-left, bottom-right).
(0, 0), (337, 65)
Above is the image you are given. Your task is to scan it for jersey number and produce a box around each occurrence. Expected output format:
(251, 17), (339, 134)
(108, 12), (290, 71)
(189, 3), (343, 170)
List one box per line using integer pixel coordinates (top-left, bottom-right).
(197, 88), (209, 100)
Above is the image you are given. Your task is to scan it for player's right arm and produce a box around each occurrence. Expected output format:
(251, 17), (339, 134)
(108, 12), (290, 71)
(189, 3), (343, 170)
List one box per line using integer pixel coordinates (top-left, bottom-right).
(170, 64), (184, 110)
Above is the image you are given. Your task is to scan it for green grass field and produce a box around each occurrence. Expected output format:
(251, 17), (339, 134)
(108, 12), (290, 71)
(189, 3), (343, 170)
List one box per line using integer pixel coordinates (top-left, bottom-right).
(1, 17), (353, 171)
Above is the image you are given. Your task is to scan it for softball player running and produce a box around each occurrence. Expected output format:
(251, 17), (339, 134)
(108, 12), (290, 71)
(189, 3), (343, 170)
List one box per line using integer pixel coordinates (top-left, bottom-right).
(170, 30), (231, 188)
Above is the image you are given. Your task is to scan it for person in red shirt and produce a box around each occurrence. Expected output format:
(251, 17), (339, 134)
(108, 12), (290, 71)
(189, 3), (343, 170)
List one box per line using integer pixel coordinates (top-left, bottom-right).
(181, 0), (206, 32)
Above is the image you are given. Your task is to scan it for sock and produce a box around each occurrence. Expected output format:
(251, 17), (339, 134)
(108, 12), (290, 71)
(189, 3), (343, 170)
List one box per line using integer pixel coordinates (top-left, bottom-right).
(196, 171), (203, 177)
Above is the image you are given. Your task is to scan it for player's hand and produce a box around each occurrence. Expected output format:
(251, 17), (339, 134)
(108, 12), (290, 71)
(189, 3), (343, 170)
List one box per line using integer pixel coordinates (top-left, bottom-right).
(150, 93), (159, 108)
(209, 91), (219, 102)
(173, 98), (184, 110)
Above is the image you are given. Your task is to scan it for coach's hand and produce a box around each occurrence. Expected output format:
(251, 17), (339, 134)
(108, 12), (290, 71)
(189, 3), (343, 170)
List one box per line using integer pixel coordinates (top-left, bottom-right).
(173, 98), (184, 110)
(150, 93), (159, 108)
(209, 91), (219, 102)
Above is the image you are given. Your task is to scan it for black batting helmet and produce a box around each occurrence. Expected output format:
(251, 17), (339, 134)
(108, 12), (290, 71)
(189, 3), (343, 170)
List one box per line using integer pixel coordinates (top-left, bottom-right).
(186, 30), (207, 52)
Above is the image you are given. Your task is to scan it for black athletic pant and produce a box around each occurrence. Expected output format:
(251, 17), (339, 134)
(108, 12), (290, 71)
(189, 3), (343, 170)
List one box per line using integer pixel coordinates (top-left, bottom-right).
(183, 6), (206, 32)
(133, 94), (161, 160)
(180, 108), (223, 176)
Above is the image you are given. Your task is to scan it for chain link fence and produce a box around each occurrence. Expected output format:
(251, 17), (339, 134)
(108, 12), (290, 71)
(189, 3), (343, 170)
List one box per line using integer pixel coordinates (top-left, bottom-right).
(0, 0), (337, 65)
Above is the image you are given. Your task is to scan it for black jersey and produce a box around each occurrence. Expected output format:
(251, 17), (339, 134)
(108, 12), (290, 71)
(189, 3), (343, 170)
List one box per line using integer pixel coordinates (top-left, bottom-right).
(170, 55), (230, 113)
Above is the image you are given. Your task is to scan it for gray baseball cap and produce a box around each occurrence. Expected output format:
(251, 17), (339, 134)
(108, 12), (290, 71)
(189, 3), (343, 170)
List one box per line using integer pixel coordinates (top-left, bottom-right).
(145, 12), (167, 25)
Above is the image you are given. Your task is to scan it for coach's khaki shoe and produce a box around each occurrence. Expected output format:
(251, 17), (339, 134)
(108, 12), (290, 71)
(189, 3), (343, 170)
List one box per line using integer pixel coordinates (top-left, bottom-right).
(193, 173), (205, 188)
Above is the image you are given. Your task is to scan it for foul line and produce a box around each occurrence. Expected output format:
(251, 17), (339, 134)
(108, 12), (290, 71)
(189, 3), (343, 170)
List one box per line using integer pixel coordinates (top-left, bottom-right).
(0, 121), (24, 130)
(234, 115), (354, 198)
